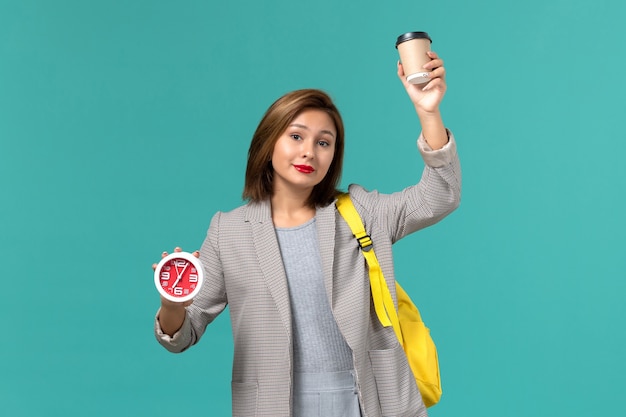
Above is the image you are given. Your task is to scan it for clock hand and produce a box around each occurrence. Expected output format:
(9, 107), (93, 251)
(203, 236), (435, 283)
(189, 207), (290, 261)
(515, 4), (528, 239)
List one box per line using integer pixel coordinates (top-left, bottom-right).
(170, 261), (190, 290)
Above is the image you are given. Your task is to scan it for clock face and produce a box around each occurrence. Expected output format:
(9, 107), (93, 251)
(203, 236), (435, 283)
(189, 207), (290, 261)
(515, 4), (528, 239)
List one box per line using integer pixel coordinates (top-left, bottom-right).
(154, 252), (204, 302)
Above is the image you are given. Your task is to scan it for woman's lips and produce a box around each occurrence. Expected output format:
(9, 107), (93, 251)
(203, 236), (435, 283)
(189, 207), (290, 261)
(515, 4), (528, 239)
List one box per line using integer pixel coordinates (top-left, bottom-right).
(293, 165), (315, 174)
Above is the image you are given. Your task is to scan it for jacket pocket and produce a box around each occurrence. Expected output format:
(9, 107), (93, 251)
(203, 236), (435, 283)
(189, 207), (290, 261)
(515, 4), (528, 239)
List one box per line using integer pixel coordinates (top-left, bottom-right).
(368, 344), (423, 416)
(231, 381), (258, 417)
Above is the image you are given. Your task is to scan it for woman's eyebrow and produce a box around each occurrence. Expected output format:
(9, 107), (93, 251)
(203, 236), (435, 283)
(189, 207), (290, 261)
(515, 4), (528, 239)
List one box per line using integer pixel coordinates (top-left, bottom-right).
(289, 123), (335, 138)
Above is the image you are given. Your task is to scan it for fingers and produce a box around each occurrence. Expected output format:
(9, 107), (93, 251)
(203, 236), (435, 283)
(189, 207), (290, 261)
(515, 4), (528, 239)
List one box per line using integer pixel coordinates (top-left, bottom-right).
(424, 51), (442, 67)
(425, 50), (440, 61)
(427, 66), (446, 82)
(397, 52), (445, 85)
(421, 76), (447, 93)
(397, 61), (412, 89)
(152, 250), (169, 270)
(171, 247), (200, 257)
(397, 60), (405, 77)
(152, 247), (201, 269)
(423, 51), (445, 80)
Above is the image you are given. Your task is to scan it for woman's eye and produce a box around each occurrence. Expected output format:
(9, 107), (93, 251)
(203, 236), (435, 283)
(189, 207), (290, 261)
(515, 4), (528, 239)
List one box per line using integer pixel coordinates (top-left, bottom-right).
(318, 140), (330, 147)
(290, 134), (302, 141)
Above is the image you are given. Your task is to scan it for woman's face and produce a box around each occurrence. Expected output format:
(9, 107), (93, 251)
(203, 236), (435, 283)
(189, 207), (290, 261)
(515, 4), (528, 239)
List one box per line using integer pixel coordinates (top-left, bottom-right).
(271, 109), (336, 197)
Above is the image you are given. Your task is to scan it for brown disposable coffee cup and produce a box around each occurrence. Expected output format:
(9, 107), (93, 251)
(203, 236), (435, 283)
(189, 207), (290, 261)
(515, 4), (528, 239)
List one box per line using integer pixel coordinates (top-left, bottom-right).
(395, 32), (432, 84)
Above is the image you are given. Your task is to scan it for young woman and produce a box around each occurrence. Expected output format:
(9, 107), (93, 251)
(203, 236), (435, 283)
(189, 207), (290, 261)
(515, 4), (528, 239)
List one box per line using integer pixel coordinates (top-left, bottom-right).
(154, 52), (461, 417)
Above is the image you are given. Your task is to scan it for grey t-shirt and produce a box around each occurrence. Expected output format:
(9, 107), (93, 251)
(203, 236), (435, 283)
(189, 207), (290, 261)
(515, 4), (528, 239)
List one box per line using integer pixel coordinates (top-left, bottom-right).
(275, 218), (353, 372)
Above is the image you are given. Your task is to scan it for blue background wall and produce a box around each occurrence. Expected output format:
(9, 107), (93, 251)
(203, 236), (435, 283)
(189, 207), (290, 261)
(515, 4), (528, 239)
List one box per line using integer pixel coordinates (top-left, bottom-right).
(1, 0), (624, 415)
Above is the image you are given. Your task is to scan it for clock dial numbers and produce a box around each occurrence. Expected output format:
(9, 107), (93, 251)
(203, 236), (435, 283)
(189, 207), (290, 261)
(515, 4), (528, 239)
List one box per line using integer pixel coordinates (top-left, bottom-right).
(155, 252), (204, 302)
(169, 259), (189, 290)
(160, 258), (198, 296)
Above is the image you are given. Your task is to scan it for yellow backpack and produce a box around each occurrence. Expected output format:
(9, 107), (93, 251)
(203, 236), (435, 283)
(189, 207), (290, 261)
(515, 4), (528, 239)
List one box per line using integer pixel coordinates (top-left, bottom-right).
(336, 193), (442, 407)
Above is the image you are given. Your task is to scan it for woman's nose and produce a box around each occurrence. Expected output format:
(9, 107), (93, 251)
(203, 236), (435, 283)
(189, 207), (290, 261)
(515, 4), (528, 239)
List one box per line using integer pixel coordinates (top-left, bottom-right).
(302, 142), (314, 158)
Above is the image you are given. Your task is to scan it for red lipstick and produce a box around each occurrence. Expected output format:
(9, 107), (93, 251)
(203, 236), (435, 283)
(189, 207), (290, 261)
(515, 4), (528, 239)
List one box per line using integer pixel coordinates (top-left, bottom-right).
(294, 165), (315, 174)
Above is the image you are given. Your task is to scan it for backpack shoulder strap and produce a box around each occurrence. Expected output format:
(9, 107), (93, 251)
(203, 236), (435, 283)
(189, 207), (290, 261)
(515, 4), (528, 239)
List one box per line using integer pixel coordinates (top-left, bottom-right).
(336, 193), (403, 342)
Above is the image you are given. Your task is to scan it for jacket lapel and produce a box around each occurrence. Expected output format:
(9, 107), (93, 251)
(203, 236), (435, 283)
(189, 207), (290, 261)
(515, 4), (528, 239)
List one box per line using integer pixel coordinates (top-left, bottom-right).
(319, 197), (368, 351)
(245, 200), (293, 343)
(315, 203), (337, 306)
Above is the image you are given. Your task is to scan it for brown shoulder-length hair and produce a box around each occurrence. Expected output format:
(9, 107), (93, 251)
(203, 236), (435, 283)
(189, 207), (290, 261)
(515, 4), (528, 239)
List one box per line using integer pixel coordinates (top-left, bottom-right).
(243, 89), (345, 208)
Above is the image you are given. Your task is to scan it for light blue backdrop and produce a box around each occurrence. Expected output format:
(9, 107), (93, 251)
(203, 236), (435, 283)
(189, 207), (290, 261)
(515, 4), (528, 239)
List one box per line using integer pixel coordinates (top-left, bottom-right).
(1, 0), (624, 416)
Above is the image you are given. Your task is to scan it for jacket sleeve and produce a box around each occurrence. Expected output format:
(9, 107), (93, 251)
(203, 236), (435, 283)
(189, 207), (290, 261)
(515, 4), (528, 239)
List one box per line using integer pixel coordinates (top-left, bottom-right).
(154, 212), (228, 353)
(348, 130), (461, 244)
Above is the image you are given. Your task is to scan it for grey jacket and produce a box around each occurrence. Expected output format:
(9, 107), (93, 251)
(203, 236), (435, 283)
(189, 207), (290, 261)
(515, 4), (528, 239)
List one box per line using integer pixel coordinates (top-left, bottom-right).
(155, 134), (461, 417)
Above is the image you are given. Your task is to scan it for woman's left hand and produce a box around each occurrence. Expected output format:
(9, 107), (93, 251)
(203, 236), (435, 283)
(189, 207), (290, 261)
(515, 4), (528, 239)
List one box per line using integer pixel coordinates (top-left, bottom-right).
(397, 51), (447, 114)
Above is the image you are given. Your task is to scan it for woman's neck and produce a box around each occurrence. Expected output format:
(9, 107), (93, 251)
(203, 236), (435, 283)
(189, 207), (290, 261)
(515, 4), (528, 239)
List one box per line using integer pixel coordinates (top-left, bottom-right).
(270, 192), (315, 228)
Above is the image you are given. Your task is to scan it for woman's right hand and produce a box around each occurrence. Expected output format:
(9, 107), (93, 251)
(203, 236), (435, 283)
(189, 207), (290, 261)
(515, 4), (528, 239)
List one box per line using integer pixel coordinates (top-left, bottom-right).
(153, 247), (200, 308)
(154, 247), (199, 336)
